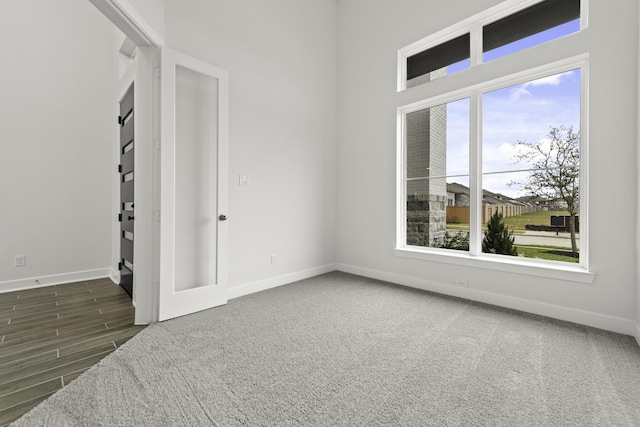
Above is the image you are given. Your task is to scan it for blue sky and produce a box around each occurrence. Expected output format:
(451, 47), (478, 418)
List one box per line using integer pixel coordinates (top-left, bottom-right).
(443, 20), (581, 198)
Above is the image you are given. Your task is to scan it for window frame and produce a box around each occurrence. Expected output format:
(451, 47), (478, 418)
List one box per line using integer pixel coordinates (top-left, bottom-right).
(395, 6), (592, 283)
(397, 0), (588, 92)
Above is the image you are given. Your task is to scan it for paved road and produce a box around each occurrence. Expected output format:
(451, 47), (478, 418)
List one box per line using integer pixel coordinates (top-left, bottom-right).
(514, 230), (579, 248)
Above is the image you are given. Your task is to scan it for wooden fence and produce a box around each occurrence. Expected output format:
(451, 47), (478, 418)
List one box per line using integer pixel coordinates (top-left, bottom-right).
(446, 205), (541, 224)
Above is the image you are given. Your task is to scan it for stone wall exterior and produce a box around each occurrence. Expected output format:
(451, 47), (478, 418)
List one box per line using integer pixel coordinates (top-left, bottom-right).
(405, 69), (448, 246)
(406, 194), (447, 245)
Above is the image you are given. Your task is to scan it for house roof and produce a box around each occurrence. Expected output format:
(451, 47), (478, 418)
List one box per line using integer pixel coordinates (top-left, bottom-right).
(446, 182), (470, 195)
(446, 182), (525, 206)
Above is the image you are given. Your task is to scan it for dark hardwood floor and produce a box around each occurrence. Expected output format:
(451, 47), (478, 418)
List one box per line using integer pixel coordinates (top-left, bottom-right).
(0, 278), (146, 426)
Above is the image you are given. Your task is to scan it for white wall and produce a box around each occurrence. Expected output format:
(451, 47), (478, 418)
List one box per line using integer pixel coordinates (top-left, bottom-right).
(0, 0), (116, 290)
(637, 2), (640, 341)
(127, 0), (165, 41)
(164, 0), (338, 293)
(337, 0), (639, 335)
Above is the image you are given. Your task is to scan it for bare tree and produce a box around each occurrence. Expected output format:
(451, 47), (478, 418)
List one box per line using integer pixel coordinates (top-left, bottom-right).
(512, 125), (580, 255)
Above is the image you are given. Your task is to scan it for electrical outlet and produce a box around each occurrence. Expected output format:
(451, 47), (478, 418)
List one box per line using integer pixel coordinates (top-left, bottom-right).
(455, 279), (468, 287)
(15, 255), (26, 267)
(271, 254), (278, 265)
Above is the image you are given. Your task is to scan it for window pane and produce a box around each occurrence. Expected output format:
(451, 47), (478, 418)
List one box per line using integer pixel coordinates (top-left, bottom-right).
(484, 20), (579, 62)
(405, 99), (470, 249)
(483, 0), (580, 62)
(407, 34), (470, 86)
(482, 69), (580, 263)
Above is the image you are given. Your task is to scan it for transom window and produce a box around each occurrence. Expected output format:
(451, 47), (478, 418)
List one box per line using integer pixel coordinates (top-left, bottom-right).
(401, 0), (583, 89)
(483, 0), (580, 62)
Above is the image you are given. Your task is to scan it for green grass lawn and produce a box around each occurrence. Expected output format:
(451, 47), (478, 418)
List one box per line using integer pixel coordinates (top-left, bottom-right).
(447, 210), (571, 233)
(516, 245), (579, 263)
(445, 210), (579, 263)
(500, 210), (570, 232)
(446, 223), (470, 231)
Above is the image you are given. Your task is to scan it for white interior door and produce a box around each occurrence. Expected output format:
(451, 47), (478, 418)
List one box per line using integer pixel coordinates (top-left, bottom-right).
(159, 48), (229, 321)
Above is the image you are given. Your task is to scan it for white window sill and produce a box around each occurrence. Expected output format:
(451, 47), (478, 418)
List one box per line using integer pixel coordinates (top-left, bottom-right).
(394, 247), (594, 284)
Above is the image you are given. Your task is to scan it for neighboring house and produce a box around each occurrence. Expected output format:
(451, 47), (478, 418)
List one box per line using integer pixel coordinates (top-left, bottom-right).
(445, 182), (537, 223)
(516, 195), (567, 211)
(446, 182), (526, 207)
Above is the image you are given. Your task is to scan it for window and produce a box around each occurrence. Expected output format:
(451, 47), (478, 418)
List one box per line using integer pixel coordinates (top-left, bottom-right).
(407, 34), (470, 86)
(483, 0), (580, 62)
(401, 0), (583, 91)
(397, 0), (589, 277)
(481, 69), (581, 262)
(405, 98), (470, 250)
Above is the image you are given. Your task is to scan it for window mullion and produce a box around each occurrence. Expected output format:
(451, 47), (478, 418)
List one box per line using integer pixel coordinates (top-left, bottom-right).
(397, 109), (407, 248)
(470, 23), (483, 67)
(469, 24), (483, 257)
(580, 0), (589, 30)
(469, 91), (482, 256)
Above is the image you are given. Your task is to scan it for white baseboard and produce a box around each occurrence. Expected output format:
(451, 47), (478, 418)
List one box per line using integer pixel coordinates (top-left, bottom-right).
(335, 263), (638, 338)
(0, 268), (113, 293)
(228, 264), (336, 300)
(109, 268), (120, 285)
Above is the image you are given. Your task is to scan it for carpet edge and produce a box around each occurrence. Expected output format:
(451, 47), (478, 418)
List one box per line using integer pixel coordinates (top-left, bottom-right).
(335, 262), (638, 340)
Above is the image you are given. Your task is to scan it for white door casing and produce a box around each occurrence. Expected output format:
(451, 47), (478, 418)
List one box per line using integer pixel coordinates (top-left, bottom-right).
(116, 46), (158, 325)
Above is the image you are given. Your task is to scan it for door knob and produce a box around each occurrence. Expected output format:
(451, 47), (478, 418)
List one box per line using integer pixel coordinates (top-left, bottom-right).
(128, 216), (134, 221)
(219, 214), (228, 221)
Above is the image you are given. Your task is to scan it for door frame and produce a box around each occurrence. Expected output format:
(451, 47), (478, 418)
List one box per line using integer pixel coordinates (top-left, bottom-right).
(116, 47), (159, 324)
(92, 0), (163, 324)
(88, 0), (164, 47)
(93, 0), (229, 324)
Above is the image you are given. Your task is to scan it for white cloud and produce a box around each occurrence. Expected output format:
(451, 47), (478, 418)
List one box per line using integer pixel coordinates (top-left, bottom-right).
(509, 86), (531, 101)
(482, 142), (525, 172)
(508, 70), (575, 101)
(528, 70), (574, 87)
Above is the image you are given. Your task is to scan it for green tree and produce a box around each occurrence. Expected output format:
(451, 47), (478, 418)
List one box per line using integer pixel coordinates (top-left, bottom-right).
(482, 211), (517, 256)
(512, 125), (579, 255)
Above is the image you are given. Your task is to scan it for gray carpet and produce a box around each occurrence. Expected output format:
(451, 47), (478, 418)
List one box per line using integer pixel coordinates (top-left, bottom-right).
(13, 272), (640, 426)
